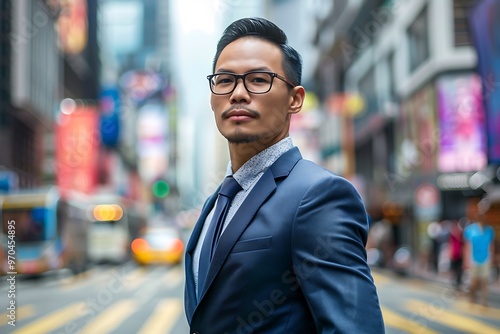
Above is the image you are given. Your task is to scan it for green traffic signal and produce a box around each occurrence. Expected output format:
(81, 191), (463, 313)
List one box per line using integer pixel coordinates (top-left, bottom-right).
(152, 180), (170, 198)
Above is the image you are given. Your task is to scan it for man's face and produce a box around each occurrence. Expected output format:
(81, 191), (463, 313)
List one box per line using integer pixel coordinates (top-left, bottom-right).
(210, 37), (302, 146)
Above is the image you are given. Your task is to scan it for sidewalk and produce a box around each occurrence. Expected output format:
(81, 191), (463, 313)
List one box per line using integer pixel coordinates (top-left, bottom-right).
(408, 265), (500, 301)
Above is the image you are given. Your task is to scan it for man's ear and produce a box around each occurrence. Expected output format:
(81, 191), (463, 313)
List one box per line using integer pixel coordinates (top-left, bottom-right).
(289, 86), (305, 115)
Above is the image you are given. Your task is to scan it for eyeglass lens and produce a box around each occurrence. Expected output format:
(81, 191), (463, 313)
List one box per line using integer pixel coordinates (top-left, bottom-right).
(210, 72), (273, 94)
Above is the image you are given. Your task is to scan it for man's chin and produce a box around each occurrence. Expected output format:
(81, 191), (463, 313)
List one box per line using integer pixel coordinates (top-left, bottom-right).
(227, 136), (259, 144)
(225, 134), (261, 144)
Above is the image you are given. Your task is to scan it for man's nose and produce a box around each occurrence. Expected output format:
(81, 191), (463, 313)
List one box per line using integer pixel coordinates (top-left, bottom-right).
(230, 78), (250, 101)
(234, 78), (247, 93)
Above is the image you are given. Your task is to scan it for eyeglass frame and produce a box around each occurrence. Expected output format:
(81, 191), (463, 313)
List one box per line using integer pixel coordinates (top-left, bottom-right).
(206, 71), (296, 95)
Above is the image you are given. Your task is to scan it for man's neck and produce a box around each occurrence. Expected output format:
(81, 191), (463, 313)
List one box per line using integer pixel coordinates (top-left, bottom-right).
(228, 136), (289, 172)
(228, 142), (266, 173)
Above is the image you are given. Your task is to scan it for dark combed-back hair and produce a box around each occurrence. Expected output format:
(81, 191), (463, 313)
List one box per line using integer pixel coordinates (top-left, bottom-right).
(213, 17), (302, 86)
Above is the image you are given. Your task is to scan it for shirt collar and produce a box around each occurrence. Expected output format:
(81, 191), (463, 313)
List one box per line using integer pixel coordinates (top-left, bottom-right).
(226, 137), (294, 190)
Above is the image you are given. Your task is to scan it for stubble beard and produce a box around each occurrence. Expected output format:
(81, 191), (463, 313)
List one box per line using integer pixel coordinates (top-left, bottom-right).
(225, 131), (261, 144)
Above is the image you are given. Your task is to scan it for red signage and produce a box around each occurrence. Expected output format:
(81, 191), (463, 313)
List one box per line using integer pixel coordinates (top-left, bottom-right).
(55, 105), (100, 197)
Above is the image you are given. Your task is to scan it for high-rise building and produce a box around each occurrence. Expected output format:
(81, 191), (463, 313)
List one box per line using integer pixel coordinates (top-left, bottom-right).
(0, 0), (100, 193)
(312, 0), (500, 267)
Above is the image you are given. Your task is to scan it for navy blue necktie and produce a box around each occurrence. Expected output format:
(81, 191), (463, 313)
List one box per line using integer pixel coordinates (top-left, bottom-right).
(198, 176), (241, 298)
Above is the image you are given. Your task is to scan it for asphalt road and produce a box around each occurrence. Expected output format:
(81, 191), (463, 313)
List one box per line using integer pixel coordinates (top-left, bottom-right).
(1, 263), (499, 333)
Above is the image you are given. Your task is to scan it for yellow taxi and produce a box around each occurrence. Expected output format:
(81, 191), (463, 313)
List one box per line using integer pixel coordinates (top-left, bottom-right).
(131, 226), (184, 265)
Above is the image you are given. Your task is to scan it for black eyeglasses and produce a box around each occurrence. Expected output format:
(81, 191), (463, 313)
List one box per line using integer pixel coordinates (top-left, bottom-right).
(207, 71), (296, 95)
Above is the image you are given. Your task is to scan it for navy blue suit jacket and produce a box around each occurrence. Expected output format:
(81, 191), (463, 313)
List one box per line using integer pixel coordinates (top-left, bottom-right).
(184, 147), (385, 333)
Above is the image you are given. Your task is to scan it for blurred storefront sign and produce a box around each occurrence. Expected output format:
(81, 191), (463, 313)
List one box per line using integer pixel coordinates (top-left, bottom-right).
(326, 93), (365, 117)
(469, 0), (500, 164)
(290, 92), (321, 163)
(56, 0), (88, 55)
(99, 87), (121, 147)
(325, 93), (365, 179)
(436, 74), (487, 173)
(119, 70), (165, 105)
(414, 183), (441, 222)
(381, 201), (403, 224)
(397, 84), (437, 176)
(55, 102), (100, 197)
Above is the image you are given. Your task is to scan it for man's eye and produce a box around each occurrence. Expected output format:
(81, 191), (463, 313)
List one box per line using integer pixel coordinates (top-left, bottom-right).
(248, 74), (271, 83)
(216, 76), (234, 84)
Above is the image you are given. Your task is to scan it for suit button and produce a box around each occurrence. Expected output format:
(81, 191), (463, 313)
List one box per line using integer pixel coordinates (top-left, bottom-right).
(191, 332), (200, 334)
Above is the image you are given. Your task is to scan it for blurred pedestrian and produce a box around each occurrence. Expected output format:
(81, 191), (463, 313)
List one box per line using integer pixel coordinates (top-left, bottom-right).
(449, 219), (464, 291)
(464, 212), (495, 306)
(366, 218), (394, 267)
(184, 17), (384, 333)
(427, 221), (443, 273)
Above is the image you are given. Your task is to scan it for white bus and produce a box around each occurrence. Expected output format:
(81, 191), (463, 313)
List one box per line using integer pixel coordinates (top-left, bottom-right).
(86, 194), (146, 264)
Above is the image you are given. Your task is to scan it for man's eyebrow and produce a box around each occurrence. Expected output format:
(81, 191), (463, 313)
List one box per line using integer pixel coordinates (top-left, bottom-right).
(214, 67), (273, 74)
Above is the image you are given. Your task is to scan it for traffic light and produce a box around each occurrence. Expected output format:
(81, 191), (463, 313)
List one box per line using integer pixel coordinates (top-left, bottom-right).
(152, 179), (170, 198)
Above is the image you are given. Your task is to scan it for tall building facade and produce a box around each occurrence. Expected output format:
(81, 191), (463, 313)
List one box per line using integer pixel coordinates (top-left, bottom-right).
(0, 0), (100, 193)
(97, 0), (175, 215)
(313, 0), (499, 268)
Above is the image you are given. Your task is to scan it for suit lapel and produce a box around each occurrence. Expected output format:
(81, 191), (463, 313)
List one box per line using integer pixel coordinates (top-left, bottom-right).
(197, 169), (277, 300)
(185, 192), (218, 256)
(184, 192), (218, 320)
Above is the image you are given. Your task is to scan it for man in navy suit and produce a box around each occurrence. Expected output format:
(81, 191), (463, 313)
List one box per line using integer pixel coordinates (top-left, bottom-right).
(184, 17), (385, 333)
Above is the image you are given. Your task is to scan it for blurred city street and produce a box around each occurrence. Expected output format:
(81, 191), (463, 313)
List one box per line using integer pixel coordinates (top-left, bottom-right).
(0, 262), (499, 333)
(374, 268), (500, 334)
(1, 0), (500, 333)
(1, 262), (189, 333)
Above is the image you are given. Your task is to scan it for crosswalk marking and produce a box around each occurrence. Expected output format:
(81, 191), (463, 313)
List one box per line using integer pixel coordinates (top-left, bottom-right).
(405, 300), (500, 334)
(138, 299), (183, 334)
(124, 268), (150, 291)
(453, 299), (500, 320)
(381, 307), (439, 334)
(79, 299), (136, 334)
(11, 302), (87, 334)
(134, 268), (169, 308)
(60, 269), (98, 291)
(3, 267), (498, 334)
(4, 296), (500, 334)
(59, 266), (120, 291)
(0, 305), (35, 326)
(164, 266), (183, 288)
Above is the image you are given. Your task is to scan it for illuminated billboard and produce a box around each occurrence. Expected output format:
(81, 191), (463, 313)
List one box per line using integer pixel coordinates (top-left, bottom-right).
(436, 74), (487, 173)
(136, 102), (169, 183)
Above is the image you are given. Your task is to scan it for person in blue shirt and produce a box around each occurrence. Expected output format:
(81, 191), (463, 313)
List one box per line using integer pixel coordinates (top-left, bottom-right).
(464, 212), (495, 306)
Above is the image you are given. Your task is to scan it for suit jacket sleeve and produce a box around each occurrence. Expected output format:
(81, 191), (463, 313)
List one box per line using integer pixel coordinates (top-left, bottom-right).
(291, 174), (385, 333)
